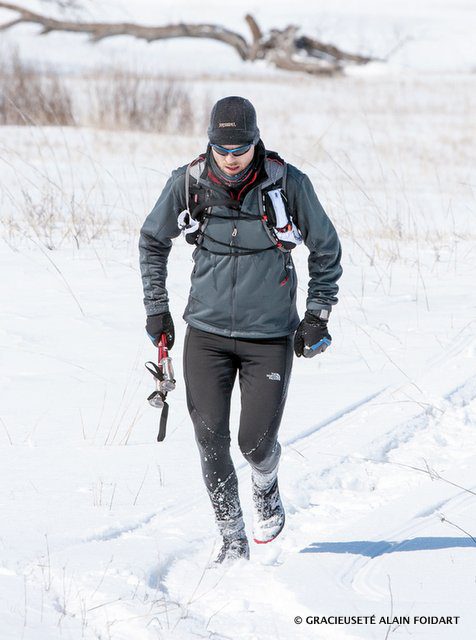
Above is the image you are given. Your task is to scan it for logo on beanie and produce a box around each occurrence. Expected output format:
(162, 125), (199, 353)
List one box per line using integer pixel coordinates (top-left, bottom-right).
(218, 122), (236, 128)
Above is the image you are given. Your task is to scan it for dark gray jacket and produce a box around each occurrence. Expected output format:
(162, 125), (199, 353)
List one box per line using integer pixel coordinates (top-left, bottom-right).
(139, 151), (342, 339)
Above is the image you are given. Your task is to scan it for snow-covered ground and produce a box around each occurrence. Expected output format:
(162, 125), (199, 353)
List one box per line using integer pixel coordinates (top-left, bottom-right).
(1, 2), (476, 639)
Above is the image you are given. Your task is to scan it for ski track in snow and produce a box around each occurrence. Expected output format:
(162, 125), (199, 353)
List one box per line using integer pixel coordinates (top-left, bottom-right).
(290, 373), (476, 640)
(283, 387), (389, 448)
(341, 488), (476, 602)
(84, 511), (159, 543)
(332, 387), (476, 595)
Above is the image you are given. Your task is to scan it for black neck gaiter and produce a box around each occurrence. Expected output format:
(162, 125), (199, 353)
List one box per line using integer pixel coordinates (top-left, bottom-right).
(207, 140), (266, 193)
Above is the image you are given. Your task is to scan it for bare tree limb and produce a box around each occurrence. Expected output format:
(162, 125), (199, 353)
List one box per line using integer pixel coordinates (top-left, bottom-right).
(295, 35), (373, 64)
(0, 2), (376, 75)
(244, 13), (262, 62)
(0, 16), (21, 29)
(0, 2), (250, 58)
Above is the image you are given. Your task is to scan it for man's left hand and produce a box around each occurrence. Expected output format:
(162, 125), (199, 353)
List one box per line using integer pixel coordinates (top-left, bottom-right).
(294, 311), (332, 358)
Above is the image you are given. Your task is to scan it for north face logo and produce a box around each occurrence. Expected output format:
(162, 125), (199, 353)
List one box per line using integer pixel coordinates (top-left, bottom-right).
(218, 122), (236, 128)
(266, 372), (281, 381)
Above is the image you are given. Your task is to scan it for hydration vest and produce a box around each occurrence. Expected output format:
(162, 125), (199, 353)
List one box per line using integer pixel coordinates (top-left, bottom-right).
(177, 152), (303, 256)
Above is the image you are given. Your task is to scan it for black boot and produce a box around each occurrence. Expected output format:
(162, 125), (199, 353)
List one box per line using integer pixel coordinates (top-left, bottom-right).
(214, 533), (250, 564)
(208, 478), (250, 564)
(252, 474), (285, 544)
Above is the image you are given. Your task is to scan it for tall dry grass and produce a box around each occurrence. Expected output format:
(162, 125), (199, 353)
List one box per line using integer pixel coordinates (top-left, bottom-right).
(1, 186), (113, 251)
(0, 51), (75, 126)
(0, 50), (203, 134)
(88, 70), (196, 134)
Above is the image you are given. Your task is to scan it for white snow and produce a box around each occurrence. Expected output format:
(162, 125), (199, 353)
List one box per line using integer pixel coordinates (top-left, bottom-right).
(1, 2), (476, 639)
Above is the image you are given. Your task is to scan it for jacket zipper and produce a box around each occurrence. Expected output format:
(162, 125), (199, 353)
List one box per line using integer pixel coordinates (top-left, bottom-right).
(230, 207), (239, 336)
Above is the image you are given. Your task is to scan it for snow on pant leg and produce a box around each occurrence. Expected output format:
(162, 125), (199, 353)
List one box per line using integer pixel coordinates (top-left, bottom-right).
(183, 326), (242, 526)
(236, 334), (293, 478)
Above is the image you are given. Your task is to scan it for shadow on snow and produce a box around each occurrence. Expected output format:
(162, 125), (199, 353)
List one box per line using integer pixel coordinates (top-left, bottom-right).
(300, 537), (475, 558)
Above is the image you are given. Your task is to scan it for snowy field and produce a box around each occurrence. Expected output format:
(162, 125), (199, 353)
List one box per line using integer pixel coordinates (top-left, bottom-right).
(1, 2), (476, 640)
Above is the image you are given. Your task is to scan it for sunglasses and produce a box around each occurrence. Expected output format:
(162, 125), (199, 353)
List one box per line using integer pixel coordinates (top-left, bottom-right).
(211, 143), (253, 157)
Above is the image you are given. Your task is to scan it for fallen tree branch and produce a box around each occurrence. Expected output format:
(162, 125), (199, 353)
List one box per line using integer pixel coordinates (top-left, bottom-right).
(0, 2), (376, 75)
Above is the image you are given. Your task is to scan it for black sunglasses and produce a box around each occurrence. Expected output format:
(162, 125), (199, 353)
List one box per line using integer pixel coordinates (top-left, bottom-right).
(211, 143), (253, 157)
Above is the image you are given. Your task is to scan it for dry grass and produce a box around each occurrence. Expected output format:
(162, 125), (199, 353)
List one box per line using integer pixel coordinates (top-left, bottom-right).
(0, 49), (203, 134)
(88, 70), (196, 134)
(1, 184), (113, 251)
(0, 51), (75, 126)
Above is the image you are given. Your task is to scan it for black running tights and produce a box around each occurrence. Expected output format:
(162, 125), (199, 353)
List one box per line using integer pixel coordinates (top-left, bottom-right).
(183, 325), (293, 522)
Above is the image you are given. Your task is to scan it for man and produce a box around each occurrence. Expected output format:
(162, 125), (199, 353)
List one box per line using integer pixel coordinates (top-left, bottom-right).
(139, 96), (342, 563)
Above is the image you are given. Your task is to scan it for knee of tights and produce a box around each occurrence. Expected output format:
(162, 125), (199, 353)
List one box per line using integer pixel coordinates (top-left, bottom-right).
(239, 438), (280, 471)
(190, 410), (230, 448)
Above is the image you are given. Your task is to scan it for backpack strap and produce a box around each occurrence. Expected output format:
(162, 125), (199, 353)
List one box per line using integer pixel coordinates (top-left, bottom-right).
(185, 154), (207, 213)
(264, 153), (288, 191)
(178, 156), (208, 245)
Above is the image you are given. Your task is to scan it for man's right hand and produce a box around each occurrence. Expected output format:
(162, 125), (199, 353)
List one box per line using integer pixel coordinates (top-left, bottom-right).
(146, 312), (175, 349)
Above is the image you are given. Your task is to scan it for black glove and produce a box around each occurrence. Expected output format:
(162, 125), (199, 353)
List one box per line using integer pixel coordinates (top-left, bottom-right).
(146, 312), (175, 349)
(294, 311), (332, 358)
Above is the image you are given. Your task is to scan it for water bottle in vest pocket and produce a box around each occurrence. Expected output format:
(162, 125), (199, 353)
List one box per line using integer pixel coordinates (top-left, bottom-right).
(265, 189), (302, 250)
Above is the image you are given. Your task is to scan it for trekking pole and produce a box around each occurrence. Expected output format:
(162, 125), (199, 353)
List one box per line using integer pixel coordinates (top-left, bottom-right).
(145, 334), (176, 442)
